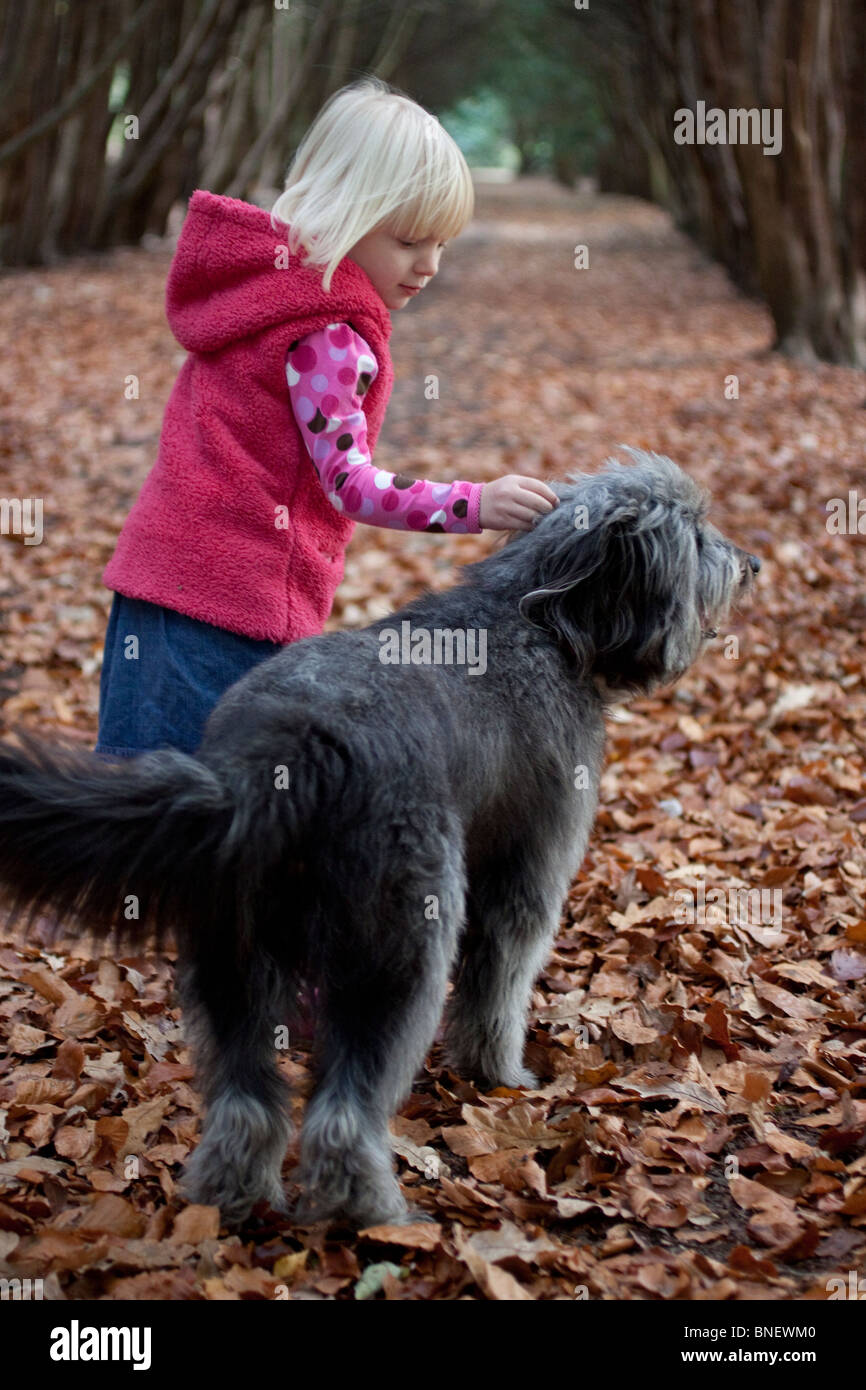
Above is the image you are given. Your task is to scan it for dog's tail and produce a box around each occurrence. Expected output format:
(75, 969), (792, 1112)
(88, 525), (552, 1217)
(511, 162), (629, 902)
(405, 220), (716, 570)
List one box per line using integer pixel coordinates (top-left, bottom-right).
(0, 731), (244, 952)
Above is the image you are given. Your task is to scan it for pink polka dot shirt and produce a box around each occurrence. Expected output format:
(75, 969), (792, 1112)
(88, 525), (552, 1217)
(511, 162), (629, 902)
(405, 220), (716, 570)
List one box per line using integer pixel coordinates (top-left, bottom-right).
(286, 323), (485, 533)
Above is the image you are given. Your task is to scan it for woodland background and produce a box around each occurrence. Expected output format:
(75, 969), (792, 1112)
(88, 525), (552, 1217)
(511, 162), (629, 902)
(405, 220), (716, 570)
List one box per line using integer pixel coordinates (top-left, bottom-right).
(0, 0), (865, 1304)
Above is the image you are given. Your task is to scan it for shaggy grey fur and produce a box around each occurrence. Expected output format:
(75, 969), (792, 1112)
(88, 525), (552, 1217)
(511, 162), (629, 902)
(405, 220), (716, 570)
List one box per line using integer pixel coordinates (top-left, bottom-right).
(0, 450), (759, 1229)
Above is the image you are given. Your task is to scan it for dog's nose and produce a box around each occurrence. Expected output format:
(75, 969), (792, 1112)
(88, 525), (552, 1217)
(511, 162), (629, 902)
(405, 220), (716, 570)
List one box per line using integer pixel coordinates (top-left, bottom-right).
(748, 554), (761, 574)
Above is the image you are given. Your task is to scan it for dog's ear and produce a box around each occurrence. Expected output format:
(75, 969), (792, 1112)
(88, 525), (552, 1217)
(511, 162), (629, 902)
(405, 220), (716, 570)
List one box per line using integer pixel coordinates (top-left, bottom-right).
(518, 474), (703, 692)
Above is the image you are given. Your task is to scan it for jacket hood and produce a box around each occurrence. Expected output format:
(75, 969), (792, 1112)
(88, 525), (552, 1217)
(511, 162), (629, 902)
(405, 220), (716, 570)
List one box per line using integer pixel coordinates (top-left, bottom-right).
(165, 189), (390, 353)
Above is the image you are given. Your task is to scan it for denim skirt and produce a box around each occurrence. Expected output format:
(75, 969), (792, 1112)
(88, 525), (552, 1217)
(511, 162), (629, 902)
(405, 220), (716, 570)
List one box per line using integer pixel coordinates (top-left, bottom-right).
(95, 593), (283, 758)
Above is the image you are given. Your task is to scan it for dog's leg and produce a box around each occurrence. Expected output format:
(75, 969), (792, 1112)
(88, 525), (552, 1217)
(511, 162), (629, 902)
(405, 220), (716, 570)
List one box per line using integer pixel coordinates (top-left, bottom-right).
(444, 847), (573, 1090)
(176, 947), (293, 1226)
(293, 822), (465, 1228)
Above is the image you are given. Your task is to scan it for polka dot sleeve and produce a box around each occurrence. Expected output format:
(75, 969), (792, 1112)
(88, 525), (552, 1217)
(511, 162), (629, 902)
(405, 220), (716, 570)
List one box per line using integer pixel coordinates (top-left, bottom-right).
(286, 323), (484, 533)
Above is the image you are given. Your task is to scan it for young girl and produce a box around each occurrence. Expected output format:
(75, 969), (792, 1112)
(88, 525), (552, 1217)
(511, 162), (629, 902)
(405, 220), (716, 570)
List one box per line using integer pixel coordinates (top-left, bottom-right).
(96, 78), (559, 758)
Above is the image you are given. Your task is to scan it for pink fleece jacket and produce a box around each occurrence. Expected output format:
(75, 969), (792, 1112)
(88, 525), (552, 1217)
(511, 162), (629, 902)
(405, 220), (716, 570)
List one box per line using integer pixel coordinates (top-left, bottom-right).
(102, 189), (395, 643)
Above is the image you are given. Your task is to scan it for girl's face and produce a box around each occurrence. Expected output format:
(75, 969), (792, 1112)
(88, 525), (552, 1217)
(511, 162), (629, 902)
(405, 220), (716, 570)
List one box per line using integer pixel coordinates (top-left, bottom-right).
(347, 226), (447, 309)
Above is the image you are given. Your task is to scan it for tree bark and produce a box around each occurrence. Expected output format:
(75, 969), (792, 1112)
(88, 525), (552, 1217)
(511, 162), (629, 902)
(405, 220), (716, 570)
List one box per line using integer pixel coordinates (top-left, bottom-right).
(592, 0), (866, 365)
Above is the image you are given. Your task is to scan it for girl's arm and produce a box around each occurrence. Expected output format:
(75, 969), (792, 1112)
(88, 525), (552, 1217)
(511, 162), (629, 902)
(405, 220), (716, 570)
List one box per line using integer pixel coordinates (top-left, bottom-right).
(286, 323), (484, 533)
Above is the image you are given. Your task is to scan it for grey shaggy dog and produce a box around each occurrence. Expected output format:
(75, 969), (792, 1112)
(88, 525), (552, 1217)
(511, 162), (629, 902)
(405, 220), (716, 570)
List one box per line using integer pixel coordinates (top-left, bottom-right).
(0, 450), (758, 1228)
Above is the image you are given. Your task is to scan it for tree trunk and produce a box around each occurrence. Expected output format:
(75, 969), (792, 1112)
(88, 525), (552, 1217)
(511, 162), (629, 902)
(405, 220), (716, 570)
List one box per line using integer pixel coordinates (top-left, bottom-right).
(591, 0), (866, 366)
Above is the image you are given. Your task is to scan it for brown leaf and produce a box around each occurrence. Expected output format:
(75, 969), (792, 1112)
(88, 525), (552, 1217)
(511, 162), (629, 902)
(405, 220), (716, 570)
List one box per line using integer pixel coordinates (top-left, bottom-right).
(358, 1221), (442, 1251)
(79, 1194), (146, 1238)
(451, 1223), (534, 1300)
(169, 1205), (220, 1243)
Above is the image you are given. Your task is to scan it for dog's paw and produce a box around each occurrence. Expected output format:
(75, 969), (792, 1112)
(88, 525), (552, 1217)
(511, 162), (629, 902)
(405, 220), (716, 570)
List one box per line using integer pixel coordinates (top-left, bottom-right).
(455, 1064), (541, 1092)
(261, 1188), (292, 1220)
(292, 1188), (431, 1230)
(445, 1051), (540, 1092)
(381, 1203), (435, 1227)
(505, 1066), (540, 1091)
(179, 1162), (288, 1229)
(290, 1193), (331, 1227)
(479, 1067), (541, 1091)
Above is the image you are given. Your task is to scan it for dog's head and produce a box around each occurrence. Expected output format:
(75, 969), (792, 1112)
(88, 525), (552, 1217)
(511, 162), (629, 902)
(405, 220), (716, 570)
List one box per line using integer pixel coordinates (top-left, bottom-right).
(501, 449), (759, 697)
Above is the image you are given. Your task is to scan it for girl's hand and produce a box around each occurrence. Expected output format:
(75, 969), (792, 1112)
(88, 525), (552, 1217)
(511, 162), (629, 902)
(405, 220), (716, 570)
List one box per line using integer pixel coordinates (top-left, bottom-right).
(479, 475), (560, 530)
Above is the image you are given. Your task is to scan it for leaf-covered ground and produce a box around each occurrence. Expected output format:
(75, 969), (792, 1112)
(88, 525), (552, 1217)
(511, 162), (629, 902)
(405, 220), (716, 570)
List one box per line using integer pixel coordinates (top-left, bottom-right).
(1, 177), (865, 1300)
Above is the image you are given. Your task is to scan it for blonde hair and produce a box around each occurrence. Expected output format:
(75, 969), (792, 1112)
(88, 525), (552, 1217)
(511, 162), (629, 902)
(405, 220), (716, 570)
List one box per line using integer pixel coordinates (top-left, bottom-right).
(271, 78), (474, 292)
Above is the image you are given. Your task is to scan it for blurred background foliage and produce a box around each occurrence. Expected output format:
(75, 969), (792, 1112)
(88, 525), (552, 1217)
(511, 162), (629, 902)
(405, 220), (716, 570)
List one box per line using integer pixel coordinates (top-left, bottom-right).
(0, 0), (863, 366)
